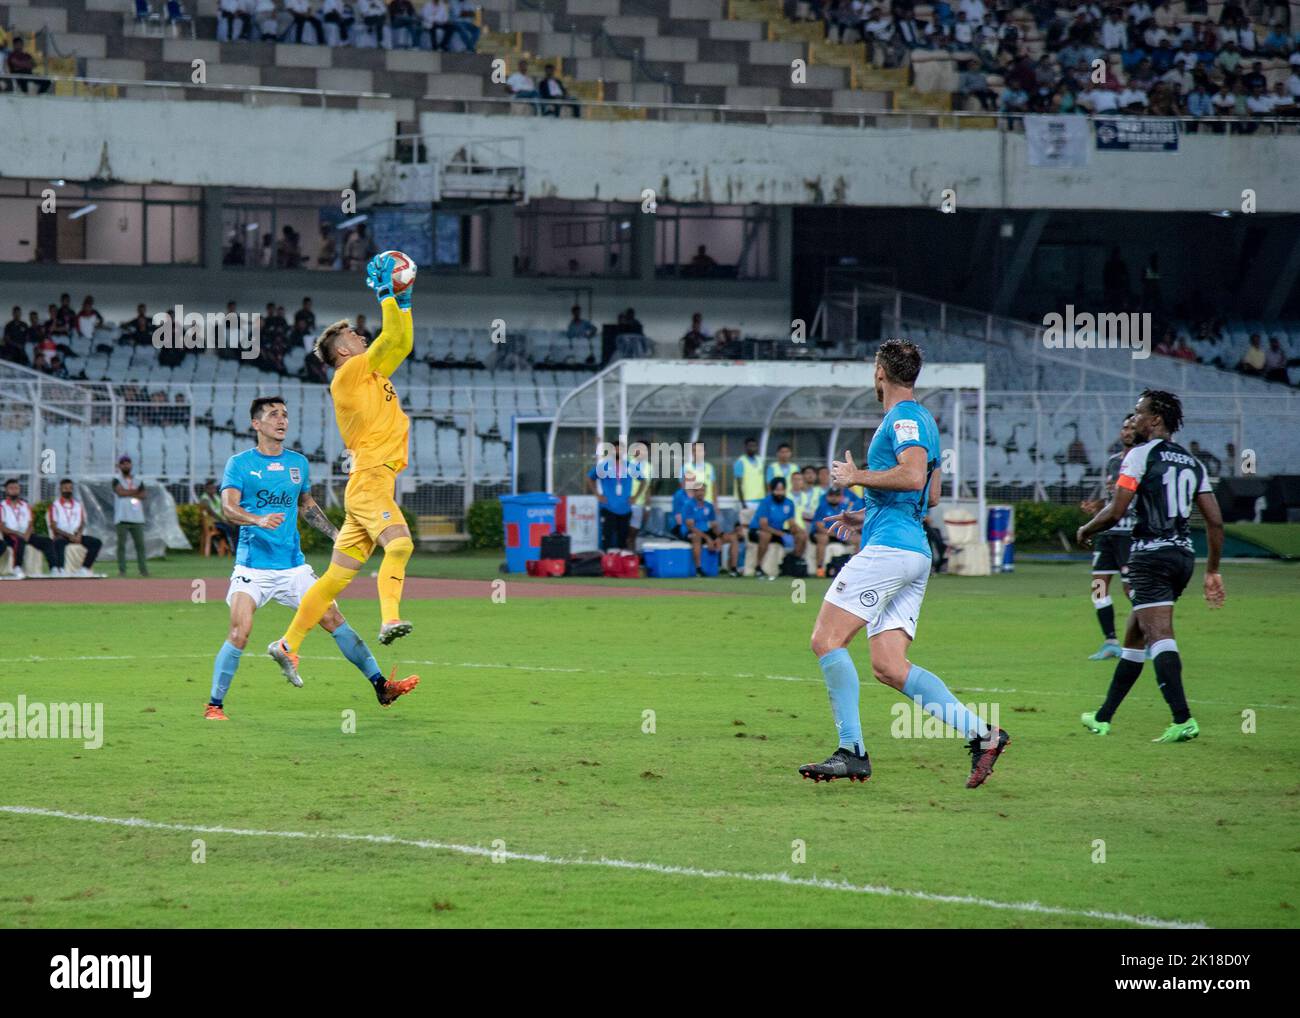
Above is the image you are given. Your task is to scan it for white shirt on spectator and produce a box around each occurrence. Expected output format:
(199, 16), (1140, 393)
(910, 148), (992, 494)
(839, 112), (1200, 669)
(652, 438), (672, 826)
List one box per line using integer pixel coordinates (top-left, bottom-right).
(958, 0), (986, 25)
(422, 1), (450, 27)
(1101, 19), (1127, 51)
(286, 0), (311, 16)
(1246, 93), (1275, 114)
(1288, 73), (1300, 99)
(1085, 88), (1119, 112)
(1127, 2), (1152, 22)
(1, 498), (32, 535)
(506, 70), (535, 93)
(114, 474), (146, 526)
(954, 21), (974, 44)
(1211, 90), (1236, 114)
(1118, 86), (1147, 109)
(48, 496), (85, 537)
(1237, 25), (1256, 52)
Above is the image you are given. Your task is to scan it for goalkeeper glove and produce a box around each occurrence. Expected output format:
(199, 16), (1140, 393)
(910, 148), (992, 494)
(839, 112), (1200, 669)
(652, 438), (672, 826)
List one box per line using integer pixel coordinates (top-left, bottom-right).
(365, 253), (396, 303)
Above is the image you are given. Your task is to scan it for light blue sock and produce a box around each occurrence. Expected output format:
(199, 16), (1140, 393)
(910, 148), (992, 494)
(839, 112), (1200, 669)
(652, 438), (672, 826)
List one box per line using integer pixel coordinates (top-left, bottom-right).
(332, 622), (383, 687)
(902, 663), (990, 740)
(818, 648), (865, 755)
(209, 640), (242, 706)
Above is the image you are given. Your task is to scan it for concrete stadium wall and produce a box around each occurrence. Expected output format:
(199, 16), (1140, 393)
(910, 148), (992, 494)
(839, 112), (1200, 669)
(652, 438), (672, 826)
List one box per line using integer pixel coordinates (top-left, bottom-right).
(1, 95), (1296, 212)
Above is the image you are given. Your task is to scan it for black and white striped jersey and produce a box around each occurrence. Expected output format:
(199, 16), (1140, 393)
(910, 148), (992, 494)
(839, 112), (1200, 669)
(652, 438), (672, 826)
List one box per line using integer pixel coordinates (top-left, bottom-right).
(1101, 449), (1137, 534)
(1117, 439), (1213, 553)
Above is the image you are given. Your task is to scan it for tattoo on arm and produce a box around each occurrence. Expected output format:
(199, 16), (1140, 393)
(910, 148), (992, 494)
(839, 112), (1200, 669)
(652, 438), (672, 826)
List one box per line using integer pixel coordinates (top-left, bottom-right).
(301, 501), (338, 540)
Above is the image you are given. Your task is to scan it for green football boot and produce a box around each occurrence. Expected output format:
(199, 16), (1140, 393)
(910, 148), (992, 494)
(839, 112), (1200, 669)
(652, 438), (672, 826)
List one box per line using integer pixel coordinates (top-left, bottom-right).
(1081, 711), (1111, 736)
(1153, 718), (1200, 743)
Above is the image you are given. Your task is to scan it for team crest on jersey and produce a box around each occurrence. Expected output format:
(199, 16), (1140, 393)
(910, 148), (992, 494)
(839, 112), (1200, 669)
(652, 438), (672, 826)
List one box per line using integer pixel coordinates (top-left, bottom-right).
(893, 419), (920, 443)
(859, 589), (879, 608)
(382, 511), (392, 520)
(289, 467), (301, 483)
(267, 462), (284, 471)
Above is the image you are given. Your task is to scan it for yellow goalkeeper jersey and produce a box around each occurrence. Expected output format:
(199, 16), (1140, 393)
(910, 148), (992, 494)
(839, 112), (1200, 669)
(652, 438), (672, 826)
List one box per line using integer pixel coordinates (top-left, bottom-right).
(331, 298), (412, 473)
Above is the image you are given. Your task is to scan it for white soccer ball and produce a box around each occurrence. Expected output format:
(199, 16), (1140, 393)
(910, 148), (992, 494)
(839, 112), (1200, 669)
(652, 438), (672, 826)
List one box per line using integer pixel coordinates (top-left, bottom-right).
(379, 250), (417, 293)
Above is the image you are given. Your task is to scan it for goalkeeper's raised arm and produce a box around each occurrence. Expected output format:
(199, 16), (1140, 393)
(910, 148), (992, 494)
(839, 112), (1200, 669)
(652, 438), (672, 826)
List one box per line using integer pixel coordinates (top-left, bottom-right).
(364, 253), (414, 377)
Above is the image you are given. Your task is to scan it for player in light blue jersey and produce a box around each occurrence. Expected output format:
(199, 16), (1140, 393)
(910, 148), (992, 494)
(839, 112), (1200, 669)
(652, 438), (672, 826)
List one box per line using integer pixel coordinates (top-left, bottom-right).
(799, 340), (1011, 788)
(205, 395), (418, 720)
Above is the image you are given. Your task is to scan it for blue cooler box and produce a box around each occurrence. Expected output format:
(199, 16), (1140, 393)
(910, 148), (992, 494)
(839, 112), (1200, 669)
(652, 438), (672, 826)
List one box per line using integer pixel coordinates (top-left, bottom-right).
(699, 547), (720, 577)
(643, 547), (693, 578)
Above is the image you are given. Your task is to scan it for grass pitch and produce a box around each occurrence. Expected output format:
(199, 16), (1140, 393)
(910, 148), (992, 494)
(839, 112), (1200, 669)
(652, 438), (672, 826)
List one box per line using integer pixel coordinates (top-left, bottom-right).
(1, 558), (1296, 928)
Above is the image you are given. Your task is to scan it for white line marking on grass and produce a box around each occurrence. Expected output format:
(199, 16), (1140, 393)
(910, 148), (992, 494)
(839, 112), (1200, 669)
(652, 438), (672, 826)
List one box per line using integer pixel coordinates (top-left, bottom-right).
(2, 655), (1292, 710)
(0, 805), (1207, 930)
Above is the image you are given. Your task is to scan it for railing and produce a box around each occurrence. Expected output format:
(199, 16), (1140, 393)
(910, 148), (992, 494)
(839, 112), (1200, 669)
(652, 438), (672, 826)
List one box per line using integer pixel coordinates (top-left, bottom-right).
(10, 72), (1300, 133)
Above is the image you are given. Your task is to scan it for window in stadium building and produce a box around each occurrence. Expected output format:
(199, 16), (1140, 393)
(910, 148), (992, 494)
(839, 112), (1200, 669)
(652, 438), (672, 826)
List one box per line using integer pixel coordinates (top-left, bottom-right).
(514, 199), (635, 278)
(654, 203), (774, 281)
(0, 179), (201, 265)
(221, 189), (487, 273)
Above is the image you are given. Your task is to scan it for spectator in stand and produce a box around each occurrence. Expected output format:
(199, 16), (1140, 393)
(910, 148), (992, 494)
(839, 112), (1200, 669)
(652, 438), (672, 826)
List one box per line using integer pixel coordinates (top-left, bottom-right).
(1186, 79), (1213, 119)
(219, 0), (253, 40)
(538, 64), (577, 117)
(1243, 60), (1267, 92)
(321, 0), (355, 43)
(354, 313), (373, 341)
(389, 0), (420, 48)
(294, 297), (316, 335)
(1237, 333), (1266, 376)
(681, 312), (712, 359)
(75, 295), (103, 340)
(315, 224), (337, 269)
(956, 60), (998, 110)
(54, 293), (77, 335)
(276, 225), (302, 268)
(358, 0), (388, 41)
(1101, 8), (1127, 51)
(615, 307), (647, 358)
(1171, 334), (1197, 361)
(46, 353), (70, 379)
(450, 0), (480, 52)
(1, 318), (29, 367)
(422, 0), (452, 50)
(285, 0), (324, 43)
(1263, 336), (1289, 383)
(120, 304), (150, 345)
(5, 37), (51, 95)
(4, 305), (29, 350)
(958, 0), (986, 26)
(566, 305), (596, 340)
(1271, 81), (1297, 116)
(113, 455), (149, 577)
(2, 478), (54, 578)
(252, 0), (280, 41)
(1188, 441), (1221, 476)
(505, 58), (541, 114)
(46, 477), (103, 576)
(952, 10), (974, 47)
(343, 224), (372, 269)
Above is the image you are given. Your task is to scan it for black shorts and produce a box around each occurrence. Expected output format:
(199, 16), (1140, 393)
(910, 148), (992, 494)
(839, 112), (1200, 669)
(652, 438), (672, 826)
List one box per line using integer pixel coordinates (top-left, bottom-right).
(1127, 546), (1195, 610)
(1091, 532), (1132, 576)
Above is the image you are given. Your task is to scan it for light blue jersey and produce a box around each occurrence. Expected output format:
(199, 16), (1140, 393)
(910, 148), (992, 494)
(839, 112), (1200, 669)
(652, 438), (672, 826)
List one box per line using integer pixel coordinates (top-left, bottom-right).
(860, 400), (939, 557)
(220, 447), (311, 570)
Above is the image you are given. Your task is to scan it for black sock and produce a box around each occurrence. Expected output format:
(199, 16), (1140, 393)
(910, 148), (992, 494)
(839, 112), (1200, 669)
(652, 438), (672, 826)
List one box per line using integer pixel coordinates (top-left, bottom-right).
(368, 671), (385, 689)
(1096, 656), (1143, 723)
(1153, 650), (1190, 724)
(209, 698), (222, 708)
(1096, 602), (1116, 640)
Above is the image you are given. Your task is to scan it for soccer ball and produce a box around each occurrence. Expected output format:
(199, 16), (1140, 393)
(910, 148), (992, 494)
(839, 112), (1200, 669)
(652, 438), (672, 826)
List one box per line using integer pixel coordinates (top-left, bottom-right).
(379, 250), (417, 293)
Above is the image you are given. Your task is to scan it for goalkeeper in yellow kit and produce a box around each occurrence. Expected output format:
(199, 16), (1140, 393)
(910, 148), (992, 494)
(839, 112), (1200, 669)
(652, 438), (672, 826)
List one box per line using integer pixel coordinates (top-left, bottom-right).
(267, 253), (419, 705)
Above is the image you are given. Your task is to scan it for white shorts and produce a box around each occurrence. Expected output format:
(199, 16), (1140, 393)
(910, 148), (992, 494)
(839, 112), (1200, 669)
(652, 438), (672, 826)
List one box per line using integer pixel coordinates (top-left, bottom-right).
(226, 563), (318, 611)
(823, 544), (931, 639)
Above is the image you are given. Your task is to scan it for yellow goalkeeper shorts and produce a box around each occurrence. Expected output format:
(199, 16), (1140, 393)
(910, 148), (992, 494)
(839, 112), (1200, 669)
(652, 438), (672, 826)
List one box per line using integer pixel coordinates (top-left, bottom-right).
(335, 464), (404, 561)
